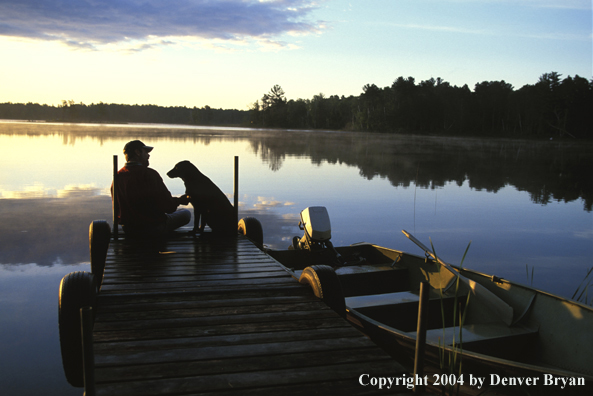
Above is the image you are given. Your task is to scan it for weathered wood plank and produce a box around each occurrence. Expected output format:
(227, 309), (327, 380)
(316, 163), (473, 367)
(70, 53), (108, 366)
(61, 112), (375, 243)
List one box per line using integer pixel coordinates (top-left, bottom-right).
(104, 263), (282, 274)
(105, 252), (274, 260)
(94, 326), (360, 355)
(188, 379), (412, 396)
(96, 301), (331, 322)
(99, 276), (298, 293)
(93, 309), (338, 332)
(96, 285), (311, 306)
(97, 283), (306, 298)
(93, 315), (350, 343)
(102, 271), (289, 285)
(96, 294), (318, 314)
(95, 347), (390, 383)
(95, 360), (401, 396)
(95, 336), (379, 366)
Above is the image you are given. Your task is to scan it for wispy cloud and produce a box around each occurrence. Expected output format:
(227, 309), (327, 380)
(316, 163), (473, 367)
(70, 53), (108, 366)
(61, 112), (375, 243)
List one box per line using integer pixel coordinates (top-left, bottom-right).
(0, 183), (103, 199)
(390, 23), (493, 36)
(389, 22), (591, 42)
(446, 0), (591, 10)
(0, 0), (325, 51)
(523, 0), (591, 10)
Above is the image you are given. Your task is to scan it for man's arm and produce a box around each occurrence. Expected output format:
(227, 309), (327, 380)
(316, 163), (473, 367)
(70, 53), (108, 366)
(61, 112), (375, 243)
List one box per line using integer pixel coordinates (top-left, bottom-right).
(172, 194), (191, 206)
(148, 169), (184, 213)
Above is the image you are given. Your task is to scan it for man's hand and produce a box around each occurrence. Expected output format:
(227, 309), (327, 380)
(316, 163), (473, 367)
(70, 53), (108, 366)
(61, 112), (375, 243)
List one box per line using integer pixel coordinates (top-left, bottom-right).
(176, 194), (191, 206)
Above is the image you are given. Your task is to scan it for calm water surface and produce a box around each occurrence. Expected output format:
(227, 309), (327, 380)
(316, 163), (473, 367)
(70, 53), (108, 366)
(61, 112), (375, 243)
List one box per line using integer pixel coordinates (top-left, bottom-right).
(1, 121), (592, 394)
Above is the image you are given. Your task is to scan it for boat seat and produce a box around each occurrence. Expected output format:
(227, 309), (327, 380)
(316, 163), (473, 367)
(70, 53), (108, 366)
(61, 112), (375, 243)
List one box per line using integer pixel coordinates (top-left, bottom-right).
(346, 291), (424, 309)
(413, 323), (539, 361)
(336, 266), (409, 297)
(347, 290), (467, 332)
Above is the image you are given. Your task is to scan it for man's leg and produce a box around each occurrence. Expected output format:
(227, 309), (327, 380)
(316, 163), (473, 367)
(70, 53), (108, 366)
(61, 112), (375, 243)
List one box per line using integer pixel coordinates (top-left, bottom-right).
(164, 209), (191, 233)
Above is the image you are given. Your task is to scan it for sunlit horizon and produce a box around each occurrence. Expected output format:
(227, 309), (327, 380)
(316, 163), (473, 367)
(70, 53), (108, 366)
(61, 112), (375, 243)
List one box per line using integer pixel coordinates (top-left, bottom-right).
(1, 0), (591, 110)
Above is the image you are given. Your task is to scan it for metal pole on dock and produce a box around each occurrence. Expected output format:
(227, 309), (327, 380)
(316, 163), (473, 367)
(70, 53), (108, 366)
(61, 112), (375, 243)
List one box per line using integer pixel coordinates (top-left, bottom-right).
(81, 306), (96, 396)
(413, 281), (429, 393)
(112, 155), (119, 240)
(234, 156), (239, 224)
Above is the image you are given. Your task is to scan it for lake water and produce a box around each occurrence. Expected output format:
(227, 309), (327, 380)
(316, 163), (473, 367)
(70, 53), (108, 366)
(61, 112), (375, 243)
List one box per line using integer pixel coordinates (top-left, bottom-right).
(0, 120), (592, 394)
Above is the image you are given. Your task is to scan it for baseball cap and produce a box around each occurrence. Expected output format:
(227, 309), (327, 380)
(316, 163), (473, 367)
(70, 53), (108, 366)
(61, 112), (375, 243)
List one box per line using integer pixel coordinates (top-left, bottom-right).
(123, 140), (153, 154)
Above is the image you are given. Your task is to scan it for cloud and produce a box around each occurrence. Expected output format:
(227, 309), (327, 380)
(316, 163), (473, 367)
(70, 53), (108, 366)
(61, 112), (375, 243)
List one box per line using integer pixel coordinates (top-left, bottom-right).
(0, 0), (325, 51)
(447, 0), (591, 9)
(391, 23), (492, 36)
(0, 183), (103, 199)
(524, 0), (591, 9)
(252, 196), (296, 209)
(389, 21), (591, 42)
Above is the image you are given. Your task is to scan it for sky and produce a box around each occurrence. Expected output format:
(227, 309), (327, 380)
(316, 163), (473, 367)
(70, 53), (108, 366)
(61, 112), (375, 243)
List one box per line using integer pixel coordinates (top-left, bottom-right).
(0, 0), (591, 110)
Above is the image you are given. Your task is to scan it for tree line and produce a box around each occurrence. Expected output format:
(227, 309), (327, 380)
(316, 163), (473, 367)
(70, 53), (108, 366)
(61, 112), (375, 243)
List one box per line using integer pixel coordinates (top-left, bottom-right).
(2, 71), (591, 138)
(250, 72), (593, 139)
(0, 101), (250, 126)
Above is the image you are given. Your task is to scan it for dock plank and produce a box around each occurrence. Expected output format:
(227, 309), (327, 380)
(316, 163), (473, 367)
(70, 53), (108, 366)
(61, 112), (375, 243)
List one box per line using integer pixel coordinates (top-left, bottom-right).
(92, 233), (410, 395)
(95, 360), (399, 396)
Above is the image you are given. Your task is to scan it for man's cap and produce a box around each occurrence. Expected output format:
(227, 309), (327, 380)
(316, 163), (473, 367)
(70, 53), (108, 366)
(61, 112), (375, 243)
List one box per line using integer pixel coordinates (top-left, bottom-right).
(124, 140), (153, 154)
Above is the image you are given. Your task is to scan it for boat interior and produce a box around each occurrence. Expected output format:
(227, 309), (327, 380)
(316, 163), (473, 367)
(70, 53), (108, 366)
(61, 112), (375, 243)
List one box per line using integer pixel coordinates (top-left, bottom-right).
(268, 243), (540, 364)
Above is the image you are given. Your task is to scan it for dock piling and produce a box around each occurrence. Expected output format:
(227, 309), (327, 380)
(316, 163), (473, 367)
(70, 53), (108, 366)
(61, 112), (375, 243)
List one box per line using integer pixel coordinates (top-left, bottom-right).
(112, 155), (119, 240)
(413, 281), (429, 393)
(81, 306), (95, 396)
(234, 156), (239, 224)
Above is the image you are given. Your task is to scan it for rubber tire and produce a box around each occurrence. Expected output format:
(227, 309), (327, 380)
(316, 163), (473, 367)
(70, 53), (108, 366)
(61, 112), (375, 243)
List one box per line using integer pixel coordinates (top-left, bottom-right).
(238, 217), (263, 249)
(299, 265), (346, 316)
(89, 220), (111, 290)
(58, 271), (97, 387)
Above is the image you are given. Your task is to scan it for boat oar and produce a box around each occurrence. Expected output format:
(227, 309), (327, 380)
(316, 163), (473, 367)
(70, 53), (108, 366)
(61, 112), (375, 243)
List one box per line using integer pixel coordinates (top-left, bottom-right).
(402, 230), (514, 326)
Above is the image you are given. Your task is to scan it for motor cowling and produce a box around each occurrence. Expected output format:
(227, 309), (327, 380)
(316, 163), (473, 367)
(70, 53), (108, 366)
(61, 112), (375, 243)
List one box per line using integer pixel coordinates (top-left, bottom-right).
(300, 206), (331, 242)
(293, 206), (338, 252)
(291, 206), (365, 266)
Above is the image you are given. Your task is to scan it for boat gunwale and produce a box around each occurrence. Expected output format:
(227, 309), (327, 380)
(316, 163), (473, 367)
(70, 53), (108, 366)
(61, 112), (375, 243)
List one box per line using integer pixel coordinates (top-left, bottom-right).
(368, 243), (593, 313)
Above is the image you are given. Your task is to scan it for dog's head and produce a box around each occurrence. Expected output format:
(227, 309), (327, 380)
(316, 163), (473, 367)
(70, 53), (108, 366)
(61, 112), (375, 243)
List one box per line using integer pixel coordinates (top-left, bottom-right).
(167, 160), (200, 180)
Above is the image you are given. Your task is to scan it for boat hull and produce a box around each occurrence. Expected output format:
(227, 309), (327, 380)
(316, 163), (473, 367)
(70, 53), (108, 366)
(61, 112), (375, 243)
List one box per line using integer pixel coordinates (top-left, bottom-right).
(266, 243), (593, 393)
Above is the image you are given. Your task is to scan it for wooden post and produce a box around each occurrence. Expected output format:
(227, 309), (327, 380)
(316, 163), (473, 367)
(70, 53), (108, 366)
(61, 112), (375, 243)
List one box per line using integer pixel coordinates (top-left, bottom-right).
(112, 155), (119, 240)
(234, 156), (239, 224)
(81, 306), (95, 396)
(414, 281), (430, 393)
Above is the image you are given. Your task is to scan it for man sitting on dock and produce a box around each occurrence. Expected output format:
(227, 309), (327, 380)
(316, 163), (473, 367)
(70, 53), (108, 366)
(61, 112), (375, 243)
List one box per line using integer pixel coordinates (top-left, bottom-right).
(112, 140), (191, 236)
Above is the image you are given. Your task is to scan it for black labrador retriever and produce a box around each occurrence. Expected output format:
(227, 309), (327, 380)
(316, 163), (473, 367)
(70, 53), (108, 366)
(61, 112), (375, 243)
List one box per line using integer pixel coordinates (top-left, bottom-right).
(167, 161), (235, 234)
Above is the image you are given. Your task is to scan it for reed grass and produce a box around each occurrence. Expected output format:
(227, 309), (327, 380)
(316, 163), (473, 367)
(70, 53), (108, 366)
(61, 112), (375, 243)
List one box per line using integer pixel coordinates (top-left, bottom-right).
(572, 266), (593, 306)
(431, 239), (472, 395)
(525, 264), (535, 287)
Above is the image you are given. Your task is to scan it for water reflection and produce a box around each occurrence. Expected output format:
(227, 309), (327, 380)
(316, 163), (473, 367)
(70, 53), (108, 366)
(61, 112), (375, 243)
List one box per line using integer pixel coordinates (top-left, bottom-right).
(247, 133), (593, 212)
(0, 263), (86, 395)
(0, 196), (112, 266)
(0, 193), (300, 266)
(2, 121), (590, 211)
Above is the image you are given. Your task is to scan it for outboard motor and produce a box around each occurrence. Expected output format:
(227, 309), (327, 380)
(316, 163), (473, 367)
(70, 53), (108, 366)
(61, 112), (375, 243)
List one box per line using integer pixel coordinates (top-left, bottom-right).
(292, 207), (345, 263)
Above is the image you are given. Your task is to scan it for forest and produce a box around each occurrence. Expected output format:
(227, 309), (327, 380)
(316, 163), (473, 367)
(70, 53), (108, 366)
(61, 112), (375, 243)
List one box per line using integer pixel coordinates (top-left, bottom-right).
(1, 72), (591, 138)
(0, 102), (249, 127)
(250, 72), (592, 139)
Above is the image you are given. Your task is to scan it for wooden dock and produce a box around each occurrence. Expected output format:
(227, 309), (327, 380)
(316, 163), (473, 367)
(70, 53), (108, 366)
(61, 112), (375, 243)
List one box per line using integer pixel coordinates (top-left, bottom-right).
(90, 232), (411, 395)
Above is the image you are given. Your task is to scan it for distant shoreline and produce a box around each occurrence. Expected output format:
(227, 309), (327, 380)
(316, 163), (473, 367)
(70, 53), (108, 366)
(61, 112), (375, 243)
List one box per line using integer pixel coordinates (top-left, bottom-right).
(0, 118), (587, 143)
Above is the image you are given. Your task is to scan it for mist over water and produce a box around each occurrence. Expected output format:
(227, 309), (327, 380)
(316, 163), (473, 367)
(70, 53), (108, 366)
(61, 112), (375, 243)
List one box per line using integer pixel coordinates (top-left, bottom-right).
(1, 121), (591, 393)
